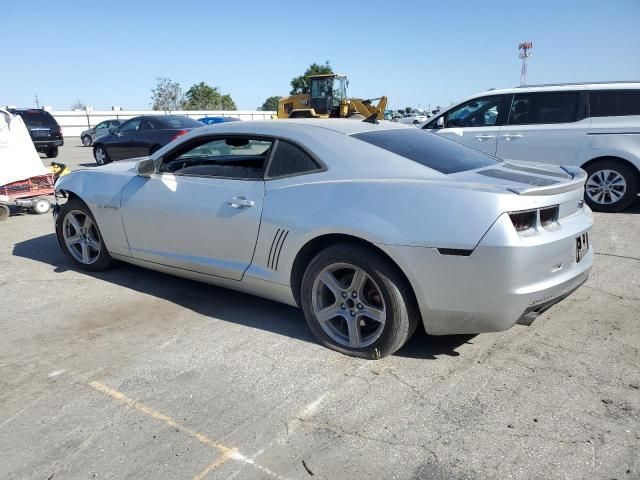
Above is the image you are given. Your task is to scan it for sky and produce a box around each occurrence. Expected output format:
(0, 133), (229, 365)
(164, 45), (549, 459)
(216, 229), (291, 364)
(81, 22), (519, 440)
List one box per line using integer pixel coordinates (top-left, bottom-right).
(3, 0), (640, 112)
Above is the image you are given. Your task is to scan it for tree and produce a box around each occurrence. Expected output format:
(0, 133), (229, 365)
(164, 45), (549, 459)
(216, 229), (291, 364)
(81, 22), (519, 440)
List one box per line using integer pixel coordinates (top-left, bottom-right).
(183, 82), (237, 110)
(290, 61), (333, 95)
(219, 94), (236, 111)
(70, 99), (86, 110)
(405, 107), (412, 114)
(151, 77), (184, 111)
(259, 96), (282, 111)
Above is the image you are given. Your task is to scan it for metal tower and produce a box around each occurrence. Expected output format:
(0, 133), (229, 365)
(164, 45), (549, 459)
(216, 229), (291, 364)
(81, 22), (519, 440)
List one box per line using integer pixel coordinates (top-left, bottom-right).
(518, 41), (533, 86)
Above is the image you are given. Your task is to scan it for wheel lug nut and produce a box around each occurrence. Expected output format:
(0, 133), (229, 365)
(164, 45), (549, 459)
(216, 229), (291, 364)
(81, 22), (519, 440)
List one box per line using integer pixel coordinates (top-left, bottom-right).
(341, 292), (347, 298)
(357, 303), (363, 309)
(350, 310), (355, 316)
(340, 303), (345, 309)
(351, 292), (357, 298)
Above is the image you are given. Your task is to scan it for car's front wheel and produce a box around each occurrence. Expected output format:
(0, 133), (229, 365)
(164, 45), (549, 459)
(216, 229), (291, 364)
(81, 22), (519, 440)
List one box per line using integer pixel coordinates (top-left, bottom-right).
(301, 244), (418, 359)
(55, 198), (114, 271)
(94, 145), (111, 165)
(584, 159), (638, 212)
(82, 135), (92, 147)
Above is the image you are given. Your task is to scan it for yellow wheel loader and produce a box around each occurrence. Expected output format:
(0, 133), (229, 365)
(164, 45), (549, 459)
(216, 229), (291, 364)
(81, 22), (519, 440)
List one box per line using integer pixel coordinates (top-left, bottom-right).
(277, 74), (387, 120)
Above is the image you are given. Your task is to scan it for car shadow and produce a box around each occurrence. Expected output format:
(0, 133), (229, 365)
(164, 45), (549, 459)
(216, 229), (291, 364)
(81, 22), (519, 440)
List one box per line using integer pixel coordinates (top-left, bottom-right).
(12, 233), (474, 360)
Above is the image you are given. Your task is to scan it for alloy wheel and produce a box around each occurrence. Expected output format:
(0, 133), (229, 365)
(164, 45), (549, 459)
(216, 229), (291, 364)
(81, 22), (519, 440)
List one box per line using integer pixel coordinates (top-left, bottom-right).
(586, 169), (627, 205)
(62, 210), (102, 264)
(311, 263), (386, 349)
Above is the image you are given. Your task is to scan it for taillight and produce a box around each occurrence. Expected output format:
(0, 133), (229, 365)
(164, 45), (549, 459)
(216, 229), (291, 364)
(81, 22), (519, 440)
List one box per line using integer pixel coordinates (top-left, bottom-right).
(170, 129), (188, 141)
(508, 209), (537, 232)
(59, 127), (64, 138)
(508, 204), (559, 233)
(539, 205), (559, 227)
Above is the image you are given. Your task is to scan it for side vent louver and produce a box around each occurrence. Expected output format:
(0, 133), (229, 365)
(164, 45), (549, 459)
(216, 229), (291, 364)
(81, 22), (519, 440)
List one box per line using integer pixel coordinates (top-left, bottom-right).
(268, 228), (289, 271)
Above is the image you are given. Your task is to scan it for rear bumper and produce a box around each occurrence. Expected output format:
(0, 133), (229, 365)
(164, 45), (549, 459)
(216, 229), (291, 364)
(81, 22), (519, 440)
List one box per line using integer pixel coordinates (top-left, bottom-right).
(33, 140), (63, 149)
(379, 207), (593, 335)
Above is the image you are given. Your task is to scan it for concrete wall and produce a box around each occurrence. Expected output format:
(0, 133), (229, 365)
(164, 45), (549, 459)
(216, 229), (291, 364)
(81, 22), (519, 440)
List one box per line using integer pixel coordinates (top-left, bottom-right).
(51, 110), (276, 137)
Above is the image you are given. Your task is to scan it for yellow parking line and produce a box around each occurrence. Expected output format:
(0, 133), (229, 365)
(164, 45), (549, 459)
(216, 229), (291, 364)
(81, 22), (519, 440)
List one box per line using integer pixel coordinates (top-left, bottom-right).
(89, 381), (235, 476)
(88, 380), (291, 480)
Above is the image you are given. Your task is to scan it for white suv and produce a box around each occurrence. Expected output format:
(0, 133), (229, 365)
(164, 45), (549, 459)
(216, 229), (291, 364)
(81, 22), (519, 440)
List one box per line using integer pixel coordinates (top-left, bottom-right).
(421, 82), (640, 212)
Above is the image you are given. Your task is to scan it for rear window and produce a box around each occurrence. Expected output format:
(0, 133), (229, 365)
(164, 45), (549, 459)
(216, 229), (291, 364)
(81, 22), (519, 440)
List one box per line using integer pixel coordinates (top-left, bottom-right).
(352, 129), (499, 174)
(158, 116), (204, 129)
(13, 110), (57, 126)
(590, 90), (640, 117)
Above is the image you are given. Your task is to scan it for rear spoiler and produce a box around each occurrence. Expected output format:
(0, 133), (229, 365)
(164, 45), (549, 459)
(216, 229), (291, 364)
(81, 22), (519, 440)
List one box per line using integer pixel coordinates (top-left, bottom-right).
(507, 166), (587, 196)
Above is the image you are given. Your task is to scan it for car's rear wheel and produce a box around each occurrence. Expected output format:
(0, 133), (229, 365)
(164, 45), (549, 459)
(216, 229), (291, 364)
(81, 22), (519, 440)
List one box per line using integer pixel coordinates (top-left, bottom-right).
(82, 135), (92, 147)
(55, 198), (114, 271)
(94, 145), (110, 165)
(46, 147), (58, 158)
(584, 159), (638, 212)
(301, 244), (418, 359)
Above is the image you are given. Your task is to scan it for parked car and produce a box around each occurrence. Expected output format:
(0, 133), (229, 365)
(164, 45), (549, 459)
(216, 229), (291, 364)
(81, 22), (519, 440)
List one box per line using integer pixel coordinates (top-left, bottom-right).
(198, 116), (240, 125)
(8, 108), (63, 158)
(421, 82), (640, 212)
(397, 114), (428, 125)
(55, 119), (592, 359)
(80, 119), (123, 147)
(92, 115), (204, 165)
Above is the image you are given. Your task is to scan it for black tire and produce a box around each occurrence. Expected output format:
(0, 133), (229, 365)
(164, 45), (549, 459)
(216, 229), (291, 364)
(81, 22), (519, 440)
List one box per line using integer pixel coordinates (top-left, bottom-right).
(584, 159), (639, 213)
(55, 198), (114, 271)
(82, 135), (92, 147)
(149, 145), (161, 155)
(300, 243), (419, 359)
(93, 144), (111, 165)
(0, 205), (9, 221)
(46, 146), (59, 158)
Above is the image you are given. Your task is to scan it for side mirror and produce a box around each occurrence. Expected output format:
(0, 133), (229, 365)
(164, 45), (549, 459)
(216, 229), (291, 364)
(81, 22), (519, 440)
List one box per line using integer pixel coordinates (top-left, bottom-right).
(135, 158), (155, 177)
(436, 116), (445, 129)
(109, 127), (117, 134)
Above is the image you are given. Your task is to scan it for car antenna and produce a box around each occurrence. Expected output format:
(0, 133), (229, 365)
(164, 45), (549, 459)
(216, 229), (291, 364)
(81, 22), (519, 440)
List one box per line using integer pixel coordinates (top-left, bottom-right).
(363, 113), (379, 124)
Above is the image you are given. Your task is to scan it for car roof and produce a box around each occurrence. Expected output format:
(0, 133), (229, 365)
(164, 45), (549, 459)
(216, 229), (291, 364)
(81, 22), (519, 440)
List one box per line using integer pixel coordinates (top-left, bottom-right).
(198, 118), (412, 136)
(471, 81), (640, 97)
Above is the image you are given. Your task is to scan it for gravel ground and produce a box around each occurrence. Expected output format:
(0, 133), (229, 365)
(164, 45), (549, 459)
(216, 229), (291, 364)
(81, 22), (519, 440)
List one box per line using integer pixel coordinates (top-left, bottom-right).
(0, 138), (638, 480)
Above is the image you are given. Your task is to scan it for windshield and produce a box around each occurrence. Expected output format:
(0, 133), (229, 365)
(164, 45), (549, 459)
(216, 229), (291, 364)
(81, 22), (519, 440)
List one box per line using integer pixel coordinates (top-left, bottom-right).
(352, 129), (500, 174)
(311, 78), (332, 98)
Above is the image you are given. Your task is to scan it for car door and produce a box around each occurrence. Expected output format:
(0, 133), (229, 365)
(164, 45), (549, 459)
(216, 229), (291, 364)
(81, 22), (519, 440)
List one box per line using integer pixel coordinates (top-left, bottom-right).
(120, 135), (273, 280)
(424, 95), (507, 155)
(109, 118), (142, 160)
(496, 91), (589, 165)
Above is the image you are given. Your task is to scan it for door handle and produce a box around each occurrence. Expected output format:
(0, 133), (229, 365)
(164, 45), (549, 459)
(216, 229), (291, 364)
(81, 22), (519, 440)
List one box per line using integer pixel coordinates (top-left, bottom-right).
(226, 196), (255, 209)
(475, 134), (495, 141)
(502, 133), (523, 141)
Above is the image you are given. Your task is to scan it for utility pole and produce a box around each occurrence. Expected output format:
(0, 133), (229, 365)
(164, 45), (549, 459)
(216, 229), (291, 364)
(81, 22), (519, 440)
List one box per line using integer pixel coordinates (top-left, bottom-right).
(34, 94), (40, 108)
(518, 42), (533, 86)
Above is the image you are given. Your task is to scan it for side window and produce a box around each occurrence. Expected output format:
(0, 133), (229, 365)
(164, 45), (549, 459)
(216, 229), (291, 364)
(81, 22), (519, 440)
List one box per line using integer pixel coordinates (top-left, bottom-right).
(140, 119), (158, 131)
(508, 92), (580, 125)
(95, 121), (107, 129)
(445, 96), (504, 128)
(266, 141), (321, 178)
(119, 119), (142, 133)
(160, 137), (273, 180)
(590, 90), (640, 117)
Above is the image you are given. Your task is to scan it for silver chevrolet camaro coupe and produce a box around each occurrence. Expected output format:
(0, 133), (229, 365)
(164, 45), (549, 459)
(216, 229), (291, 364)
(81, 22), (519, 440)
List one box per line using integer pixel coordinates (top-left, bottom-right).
(53, 119), (593, 359)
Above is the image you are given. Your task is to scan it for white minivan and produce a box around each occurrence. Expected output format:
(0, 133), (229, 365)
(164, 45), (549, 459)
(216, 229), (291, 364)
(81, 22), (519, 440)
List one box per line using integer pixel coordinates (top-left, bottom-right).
(421, 82), (640, 212)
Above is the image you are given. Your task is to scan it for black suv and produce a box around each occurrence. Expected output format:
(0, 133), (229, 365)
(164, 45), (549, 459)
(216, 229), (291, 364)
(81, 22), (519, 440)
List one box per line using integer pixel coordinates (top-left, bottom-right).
(9, 109), (64, 158)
